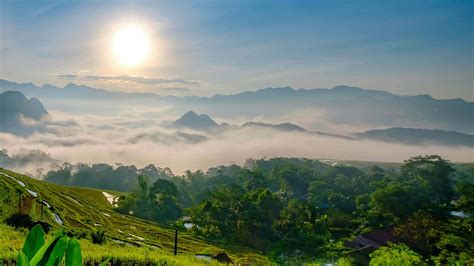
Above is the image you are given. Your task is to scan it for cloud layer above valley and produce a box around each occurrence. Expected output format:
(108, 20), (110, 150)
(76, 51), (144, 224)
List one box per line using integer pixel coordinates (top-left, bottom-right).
(1, 110), (472, 177)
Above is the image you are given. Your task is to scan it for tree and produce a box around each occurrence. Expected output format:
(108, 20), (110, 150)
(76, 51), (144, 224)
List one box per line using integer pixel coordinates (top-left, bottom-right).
(273, 164), (314, 198)
(369, 182), (416, 221)
(369, 155), (456, 222)
(393, 212), (442, 256)
(454, 181), (474, 215)
(149, 179), (182, 223)
(242, 169), (267, 191)
(273, 199), (329, 258)
(401, 155), (455, 213)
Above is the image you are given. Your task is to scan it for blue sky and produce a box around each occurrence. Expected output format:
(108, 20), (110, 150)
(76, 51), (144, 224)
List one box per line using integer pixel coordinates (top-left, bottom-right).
(0, 0), (472, 99)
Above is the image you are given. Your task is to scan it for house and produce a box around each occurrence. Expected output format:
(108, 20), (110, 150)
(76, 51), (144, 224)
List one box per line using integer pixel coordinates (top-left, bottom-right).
(345, 228), (399, 249)
(344, 228), (400, 265)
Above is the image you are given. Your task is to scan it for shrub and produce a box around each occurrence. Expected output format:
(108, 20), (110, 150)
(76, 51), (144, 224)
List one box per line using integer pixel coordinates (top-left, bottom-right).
(5, 213), (34, 229)
(90, 229), (106, 244)
(369, 243), (423, 265)
(337, 256), (354, 266)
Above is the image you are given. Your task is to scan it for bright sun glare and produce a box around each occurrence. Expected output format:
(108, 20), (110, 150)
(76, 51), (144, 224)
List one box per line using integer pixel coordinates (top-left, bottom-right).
(113, 25), (149, 67)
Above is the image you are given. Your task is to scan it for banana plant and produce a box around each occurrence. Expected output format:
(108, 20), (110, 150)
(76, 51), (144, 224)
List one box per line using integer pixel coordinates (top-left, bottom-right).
(17, 224), (82, 266)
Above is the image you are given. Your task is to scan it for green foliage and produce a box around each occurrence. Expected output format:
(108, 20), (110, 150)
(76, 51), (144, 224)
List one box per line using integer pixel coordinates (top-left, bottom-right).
(401, 155), (455, 213)
(38, 236), (69, 266)
(65, 239), (82, 266)
(22, 224), (44, 261)
(273, 199), (329, 257)
(337, 256), (354, 266)
(17, 225), (82, 266)
(17, 251), (29, 265)
(369, 243), (423, 265)
(368, 155), (456, 224)
(185, 156), (472, 262)
(454, 181), (474, 214)
(394, 212), (443, 256)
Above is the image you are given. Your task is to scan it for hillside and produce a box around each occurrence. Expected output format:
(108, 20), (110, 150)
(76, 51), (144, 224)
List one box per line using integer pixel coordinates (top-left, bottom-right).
(0, 167), (268, 264)
(242, 121), (306, 132)
(355, 127), (474, 147)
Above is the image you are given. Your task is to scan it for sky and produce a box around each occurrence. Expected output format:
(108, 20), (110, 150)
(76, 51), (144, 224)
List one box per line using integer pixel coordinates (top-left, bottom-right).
(0, 0), (472, 100)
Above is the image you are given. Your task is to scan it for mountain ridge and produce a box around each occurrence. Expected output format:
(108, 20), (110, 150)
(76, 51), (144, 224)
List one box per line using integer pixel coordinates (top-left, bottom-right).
(1, 79), (472, 134)
(1, 79), (471, 103)
(356, 127), (474, 147)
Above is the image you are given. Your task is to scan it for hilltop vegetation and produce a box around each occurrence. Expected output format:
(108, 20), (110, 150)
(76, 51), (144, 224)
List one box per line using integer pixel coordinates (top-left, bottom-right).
(42, 156), (474, 264)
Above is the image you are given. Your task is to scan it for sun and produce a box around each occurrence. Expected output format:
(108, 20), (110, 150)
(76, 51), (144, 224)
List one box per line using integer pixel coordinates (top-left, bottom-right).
(113, 25), (149, 67)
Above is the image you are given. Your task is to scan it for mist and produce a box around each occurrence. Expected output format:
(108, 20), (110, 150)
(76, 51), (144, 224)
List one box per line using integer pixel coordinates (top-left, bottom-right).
(1, 110), (471, 177)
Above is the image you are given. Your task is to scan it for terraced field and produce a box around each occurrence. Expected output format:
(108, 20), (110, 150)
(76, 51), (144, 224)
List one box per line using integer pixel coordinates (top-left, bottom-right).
(0, 167), (269, 264)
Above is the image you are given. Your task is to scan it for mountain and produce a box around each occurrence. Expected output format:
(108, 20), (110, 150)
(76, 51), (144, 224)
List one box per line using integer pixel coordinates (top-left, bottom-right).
(241, 121), (354, 140)
(172, 111), (218, 130)
(172, 111), (309, 132)
(242, 122), (307, 132)
(1, 79), (472, 133)
(0, 167), (266, 263)
(355, 127), (474, 147)
(0, 91), (49, 135)
(171, 112), (354, 141)
(204, 86), (474, 134)
(0, 90), (48, 120)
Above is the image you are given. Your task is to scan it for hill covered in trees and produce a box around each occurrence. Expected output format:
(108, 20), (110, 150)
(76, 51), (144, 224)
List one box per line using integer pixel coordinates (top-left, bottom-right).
(42, 156), (474, 264)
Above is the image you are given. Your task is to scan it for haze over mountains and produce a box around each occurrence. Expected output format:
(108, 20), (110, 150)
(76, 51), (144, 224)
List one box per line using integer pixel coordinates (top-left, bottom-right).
(0, 80), (472, 176)
(1, 79), (472, 134)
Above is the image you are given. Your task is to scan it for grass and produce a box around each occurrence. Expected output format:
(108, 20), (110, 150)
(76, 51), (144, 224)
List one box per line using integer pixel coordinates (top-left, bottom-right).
(0, 223), (233, 265)
(0, 167), (269, 264)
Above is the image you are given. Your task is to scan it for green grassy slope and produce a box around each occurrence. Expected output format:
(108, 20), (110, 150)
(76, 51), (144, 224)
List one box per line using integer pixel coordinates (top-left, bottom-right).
(0, 167), (268, 264)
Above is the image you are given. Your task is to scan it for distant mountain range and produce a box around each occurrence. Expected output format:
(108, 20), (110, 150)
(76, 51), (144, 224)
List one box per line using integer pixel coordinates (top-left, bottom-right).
(355, 127), (474, 147)
(0, 91), (49, 135)
(1, 79), (472, 134)
(171, 111), (474, 147)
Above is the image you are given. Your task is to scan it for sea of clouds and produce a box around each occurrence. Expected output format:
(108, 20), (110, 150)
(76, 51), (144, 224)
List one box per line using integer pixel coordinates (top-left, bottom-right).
(1, 107), (472, 178)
